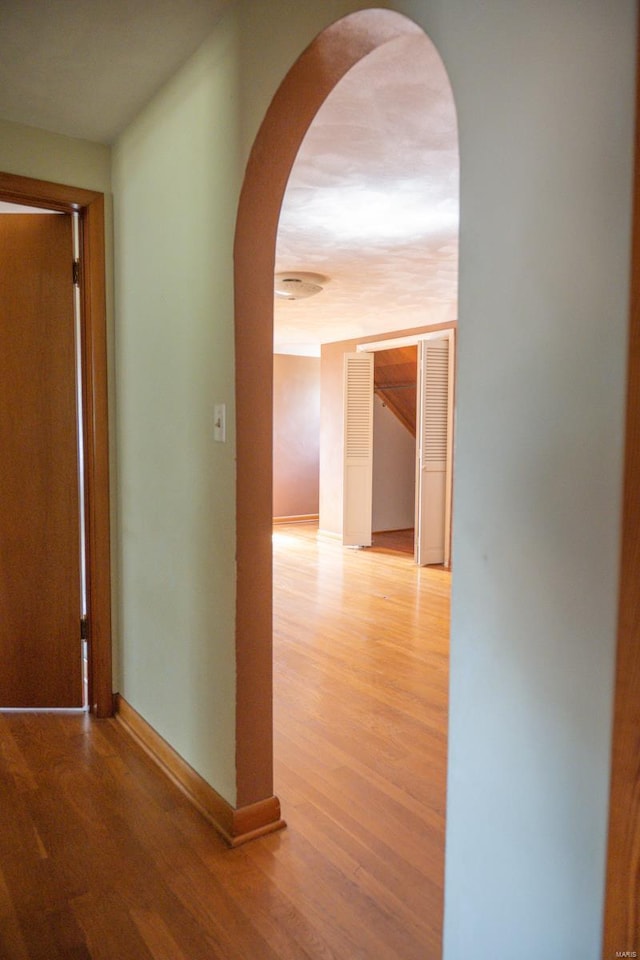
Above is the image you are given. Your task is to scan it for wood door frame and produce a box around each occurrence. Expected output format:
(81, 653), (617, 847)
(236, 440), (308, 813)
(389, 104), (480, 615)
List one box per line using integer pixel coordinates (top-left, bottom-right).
(233, 8), (426, 809)
(602, 25), (640, 951)
(0, 172), (113, 718)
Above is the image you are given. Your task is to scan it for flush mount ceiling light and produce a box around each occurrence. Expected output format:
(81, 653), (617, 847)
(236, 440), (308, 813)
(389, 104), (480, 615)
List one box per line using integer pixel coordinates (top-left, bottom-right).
(274, 271), (328, 300)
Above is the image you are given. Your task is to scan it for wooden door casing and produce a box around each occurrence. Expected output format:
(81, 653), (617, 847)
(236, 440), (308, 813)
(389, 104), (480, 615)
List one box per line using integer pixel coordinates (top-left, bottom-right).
(0, 172), (112, 717)
(602, 24), (640, 951)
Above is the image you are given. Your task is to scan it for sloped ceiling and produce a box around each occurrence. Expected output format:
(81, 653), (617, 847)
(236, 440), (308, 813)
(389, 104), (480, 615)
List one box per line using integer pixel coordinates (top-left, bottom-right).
(374, 346), (418, 437)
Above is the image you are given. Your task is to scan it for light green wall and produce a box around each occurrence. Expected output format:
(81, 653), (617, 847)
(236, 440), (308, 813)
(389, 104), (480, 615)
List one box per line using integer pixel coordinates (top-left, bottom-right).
(112, 13), (240, 803)
(0, 117), (111, 191)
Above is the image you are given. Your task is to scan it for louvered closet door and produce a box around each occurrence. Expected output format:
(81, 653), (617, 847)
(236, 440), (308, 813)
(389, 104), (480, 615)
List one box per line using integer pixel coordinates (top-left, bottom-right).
(343, 352), (374, 547)
(415, 334), (454, 566)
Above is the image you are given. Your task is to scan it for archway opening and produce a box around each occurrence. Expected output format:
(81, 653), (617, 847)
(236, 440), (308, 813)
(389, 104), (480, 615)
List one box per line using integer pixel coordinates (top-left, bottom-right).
(234, 15), (458, 912)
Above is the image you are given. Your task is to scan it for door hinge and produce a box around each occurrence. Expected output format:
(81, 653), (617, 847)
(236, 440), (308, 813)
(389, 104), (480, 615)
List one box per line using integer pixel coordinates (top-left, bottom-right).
(80, 615), (88, 640)
(73, 258), (81, 285)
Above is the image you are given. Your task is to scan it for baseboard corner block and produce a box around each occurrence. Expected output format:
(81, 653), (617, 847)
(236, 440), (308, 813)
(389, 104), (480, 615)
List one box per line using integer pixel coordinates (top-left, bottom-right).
(113, 694), (286, 848)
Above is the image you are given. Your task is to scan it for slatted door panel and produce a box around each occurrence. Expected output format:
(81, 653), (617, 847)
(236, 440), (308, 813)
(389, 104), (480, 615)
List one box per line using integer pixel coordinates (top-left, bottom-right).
(343, 352), (374, 547)
(0, 214), (83, 707)
(415, 334), (454, 566)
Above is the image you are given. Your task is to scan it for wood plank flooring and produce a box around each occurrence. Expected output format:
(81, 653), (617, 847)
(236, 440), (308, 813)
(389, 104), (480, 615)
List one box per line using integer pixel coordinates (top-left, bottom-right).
(370, 527), (415, 556)
(0, 523), (450, 959)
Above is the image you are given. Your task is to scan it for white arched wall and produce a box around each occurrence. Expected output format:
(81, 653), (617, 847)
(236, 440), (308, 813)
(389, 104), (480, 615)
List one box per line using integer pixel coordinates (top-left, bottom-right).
(234, 3), (636, 957)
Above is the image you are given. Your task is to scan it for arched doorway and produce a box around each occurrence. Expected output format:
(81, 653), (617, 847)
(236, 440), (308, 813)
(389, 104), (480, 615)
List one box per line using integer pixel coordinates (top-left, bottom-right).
(233, 6), (457, 835)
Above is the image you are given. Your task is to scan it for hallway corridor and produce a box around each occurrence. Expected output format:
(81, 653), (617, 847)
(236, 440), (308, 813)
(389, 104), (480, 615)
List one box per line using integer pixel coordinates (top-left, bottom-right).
(0, 524), (450, 959)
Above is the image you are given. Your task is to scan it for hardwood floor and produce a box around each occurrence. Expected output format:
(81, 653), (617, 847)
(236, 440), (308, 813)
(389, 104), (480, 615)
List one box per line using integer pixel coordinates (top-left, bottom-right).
(0, 523), (450, 959)
(370, 527), (415, 556)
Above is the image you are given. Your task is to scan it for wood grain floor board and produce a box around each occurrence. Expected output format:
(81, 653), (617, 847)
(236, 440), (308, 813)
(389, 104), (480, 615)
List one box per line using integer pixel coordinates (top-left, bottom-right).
(129, 909), (200, 960)
(240, 833), (405, 960)
(275, 727), (445, 839)
(71, 891), (157, 960)
(281, 783), (443, 936)
(195, 850), (331, 960)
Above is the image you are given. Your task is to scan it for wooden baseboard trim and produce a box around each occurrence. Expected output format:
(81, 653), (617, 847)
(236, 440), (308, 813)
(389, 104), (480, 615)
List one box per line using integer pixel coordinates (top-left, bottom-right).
(273, 514), (319, 524)
(113, 694), (286, 847)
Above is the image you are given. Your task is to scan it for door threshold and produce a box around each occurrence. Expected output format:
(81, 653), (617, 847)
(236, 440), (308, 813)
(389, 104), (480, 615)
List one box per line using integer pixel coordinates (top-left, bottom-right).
(0, 707), (89, 714)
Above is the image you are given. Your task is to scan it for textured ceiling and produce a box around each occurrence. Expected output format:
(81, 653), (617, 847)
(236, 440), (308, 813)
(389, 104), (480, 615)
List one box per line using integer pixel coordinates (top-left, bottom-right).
(0, 5), (458, 355)
(274, 32), (459, 356)
(0, 0), (229, 143)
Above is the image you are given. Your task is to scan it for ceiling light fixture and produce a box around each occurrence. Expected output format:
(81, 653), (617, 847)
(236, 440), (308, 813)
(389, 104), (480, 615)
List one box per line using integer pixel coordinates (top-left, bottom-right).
(274, 271), (328, 300)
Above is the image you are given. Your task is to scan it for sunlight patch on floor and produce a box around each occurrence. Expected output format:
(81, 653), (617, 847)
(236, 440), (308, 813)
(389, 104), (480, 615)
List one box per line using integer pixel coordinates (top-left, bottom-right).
(272, 530), (306, 548)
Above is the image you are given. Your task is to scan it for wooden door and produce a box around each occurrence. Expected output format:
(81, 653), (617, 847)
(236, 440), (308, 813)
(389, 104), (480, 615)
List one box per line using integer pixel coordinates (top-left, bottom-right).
(0, 213), (83, 707)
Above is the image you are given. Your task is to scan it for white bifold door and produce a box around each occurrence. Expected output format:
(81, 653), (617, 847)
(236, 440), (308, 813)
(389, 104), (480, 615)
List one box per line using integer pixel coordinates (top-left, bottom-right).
(342, 336), (454, 562)
(415, 332), (455, 566)
(342, 352), (374, 547)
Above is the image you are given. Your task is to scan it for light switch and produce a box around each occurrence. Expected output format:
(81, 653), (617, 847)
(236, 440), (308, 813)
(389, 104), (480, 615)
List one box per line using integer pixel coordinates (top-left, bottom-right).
(213, 403), (226, 442)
